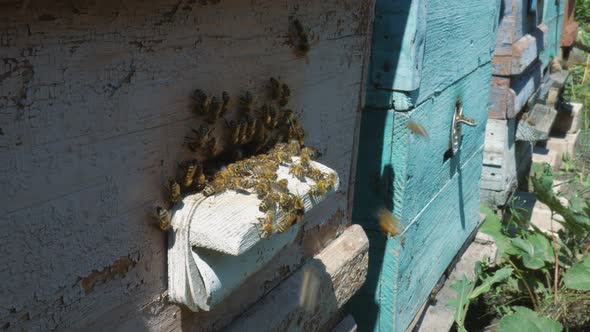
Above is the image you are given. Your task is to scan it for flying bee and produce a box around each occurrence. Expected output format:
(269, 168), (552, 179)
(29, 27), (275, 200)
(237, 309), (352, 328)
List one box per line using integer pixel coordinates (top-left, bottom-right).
(207, 96), (222, 123)
(279, 83), (290, 107)
(259, 195), (277, 212)
(307, 180), (328, 198)
(182, 159), (199, 188)
(156, 206), (172, 231)
(289, 163), (306, 180)
(168, 179), (182, 204)
(407, 120), (428, 138)
(269, 77), (281, 100)
(192, 89), (211, 114)
(289, 19), (310, 57)
(239, 91), (254, 112)
(376, 208), (400, 237)
(257, 211), (275, 239)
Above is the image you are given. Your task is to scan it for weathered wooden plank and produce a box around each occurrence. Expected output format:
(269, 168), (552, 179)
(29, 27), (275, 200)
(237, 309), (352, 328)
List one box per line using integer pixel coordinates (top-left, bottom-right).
(516, 104), (557, 141)
(493, 33), (539, 76)
(366, 0), (499, 110)
(495, 0), (536, 56)
(351, 149), (484, 331)
(481, 119), (518, 206)
(226, 224), (369, 332)
(0, 0), (375, 330)
(355, 64), (493, 234)
(489, 61), (542, 119)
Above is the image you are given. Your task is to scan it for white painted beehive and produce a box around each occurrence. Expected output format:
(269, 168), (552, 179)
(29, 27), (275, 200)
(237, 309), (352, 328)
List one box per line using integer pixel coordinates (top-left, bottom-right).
(167, 158), (339, 311)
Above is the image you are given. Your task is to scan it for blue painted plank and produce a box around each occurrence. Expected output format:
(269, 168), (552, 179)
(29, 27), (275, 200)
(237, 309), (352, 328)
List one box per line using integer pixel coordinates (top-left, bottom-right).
(367, 0), (500, 110)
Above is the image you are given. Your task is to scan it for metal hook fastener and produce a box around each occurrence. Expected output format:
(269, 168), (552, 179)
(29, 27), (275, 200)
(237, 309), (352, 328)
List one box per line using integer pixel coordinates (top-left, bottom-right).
(450, 99), (476, 155)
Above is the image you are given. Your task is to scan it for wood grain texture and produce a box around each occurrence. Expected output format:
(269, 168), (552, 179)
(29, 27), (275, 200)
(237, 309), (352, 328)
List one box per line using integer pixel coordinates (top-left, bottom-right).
(226, 224), (369, 332)
(516, 104), (557, 141)
(366, 0), (499, 111)
(0, 0), (375, 330)
(493, 33), (539, 76)
(351, 59), (494, 330)
(489, 61), (542, 119)
(494, 0), (538, 56)
(481, 119), (517, 206)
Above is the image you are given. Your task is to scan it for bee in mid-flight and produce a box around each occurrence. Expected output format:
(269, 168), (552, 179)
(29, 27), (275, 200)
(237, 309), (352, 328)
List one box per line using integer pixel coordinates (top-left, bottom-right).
(376, 208), (400, 237)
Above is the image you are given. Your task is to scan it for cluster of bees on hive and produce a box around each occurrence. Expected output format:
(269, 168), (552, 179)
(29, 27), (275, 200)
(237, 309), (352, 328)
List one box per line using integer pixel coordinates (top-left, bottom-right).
(156, 78), (336, 238)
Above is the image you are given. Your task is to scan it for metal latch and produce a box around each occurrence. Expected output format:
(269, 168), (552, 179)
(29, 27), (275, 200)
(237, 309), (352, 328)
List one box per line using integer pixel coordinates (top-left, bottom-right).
(450, 99), (476, 155)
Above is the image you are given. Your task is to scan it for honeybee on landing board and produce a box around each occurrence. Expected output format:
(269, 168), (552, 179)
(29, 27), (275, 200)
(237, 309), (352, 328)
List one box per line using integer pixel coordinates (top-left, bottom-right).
(156, 206), (171, 231)
(182, 159), (199, 188)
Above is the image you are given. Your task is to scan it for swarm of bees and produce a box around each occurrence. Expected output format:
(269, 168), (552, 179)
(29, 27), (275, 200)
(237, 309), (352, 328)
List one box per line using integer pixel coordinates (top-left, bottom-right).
(155, 78), (334, 238)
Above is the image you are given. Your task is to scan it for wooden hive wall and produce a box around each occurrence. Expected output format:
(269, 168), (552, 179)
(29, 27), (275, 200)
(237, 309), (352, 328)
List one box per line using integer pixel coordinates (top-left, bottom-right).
(0, 0), (374, 330)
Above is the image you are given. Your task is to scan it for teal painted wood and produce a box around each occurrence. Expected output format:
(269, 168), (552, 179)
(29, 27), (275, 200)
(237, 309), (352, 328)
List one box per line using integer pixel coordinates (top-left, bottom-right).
(349, 63), (494, 331)
(367, 0), (500, 110)
(539, 0), (566, 66)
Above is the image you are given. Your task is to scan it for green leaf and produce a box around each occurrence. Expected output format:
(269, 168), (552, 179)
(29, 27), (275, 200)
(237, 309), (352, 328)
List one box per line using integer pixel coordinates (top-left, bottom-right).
(469, 267), (513, 299)
(564, 255), (590, 290)
(499, 306), (562, 332)
(449, 275), (474, 327)
(512, 233), (554, 269)
(480, 207), (518, 258)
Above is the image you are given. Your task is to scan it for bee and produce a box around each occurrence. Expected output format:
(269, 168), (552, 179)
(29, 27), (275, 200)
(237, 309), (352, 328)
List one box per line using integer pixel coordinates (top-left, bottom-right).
(205, 137), (219, 157)
(407, 120), (428, 138)
(207, 96), (222, 123)
(279, 83), (290, 107)
(278, 193), (293, 210)
(194, 163), (206, 187)
(192, 89), (211, 114)
(254, 180), (271, 199)
(227, 163), (248, 177)
(259, 195), (277, 212)
(168, 179), (182, 204)
(182, 159), (199, 188)
(289, 163), (306, 180)
(202, 184), (216, 197)
(259, 105), (274, 127)
(307, 180), (328, 198)
(239, 91), (254, 112)
(323, 172), (337, 190)
(273, 151), (292, 164)
(289, 120), (305, 145)
(269, 77), (281, 100)
(156, 206), (172, 231)
(300, 147), (315, 159)
(276, 213), (296, 233)
(246, 117), (258, 140)
(289, 19), (310, 57)
(238, 178), (257, 190)
(287, 140), (301, 155)
(250, 165), (277, 181)
(293, 195), (305, 213)
(185, 125), (212, 151)
(277, 178), (289, 189)
(282, 109), (294, 125)
(220, 91), (230, 117)
(257, 211), (275, 239)
(376, 208), (400, 237)
(307, 167), (323, 181)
